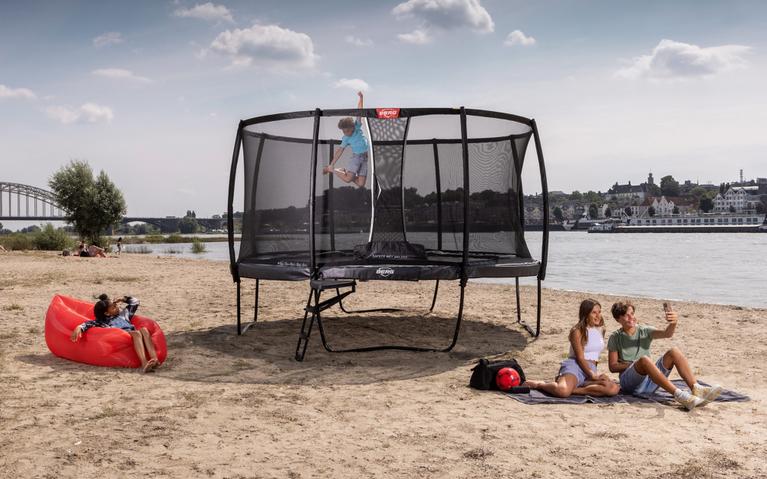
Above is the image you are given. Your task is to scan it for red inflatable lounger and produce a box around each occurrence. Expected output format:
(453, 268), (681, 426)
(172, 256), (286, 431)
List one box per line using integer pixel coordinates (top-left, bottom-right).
(45, 294), (167, 368)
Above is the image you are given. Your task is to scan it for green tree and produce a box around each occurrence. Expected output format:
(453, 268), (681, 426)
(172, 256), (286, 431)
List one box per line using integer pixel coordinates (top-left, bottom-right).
(179, 216), (200, 234)
(672, 206), (680, 215)
(660, 175), (680, 196)
(604, 207), (612, 218)
(624, 207), (633, 217)
(648, 206), (656, 217)
(49, 160), (127, 245)
(699, 197), (714, 212)
(588, 203), (598, 219)
(553, 206), (564, 222)
(34, 223), (74, 251)
(570, 191), (582, 202)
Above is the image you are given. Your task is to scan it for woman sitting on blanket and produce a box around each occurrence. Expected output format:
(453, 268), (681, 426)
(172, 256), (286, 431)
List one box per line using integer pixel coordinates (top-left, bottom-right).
(523, 299), (620, 397)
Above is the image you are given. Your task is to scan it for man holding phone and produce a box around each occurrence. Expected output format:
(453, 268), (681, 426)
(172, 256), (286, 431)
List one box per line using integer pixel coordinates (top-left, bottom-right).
(607, 300), (722, 411)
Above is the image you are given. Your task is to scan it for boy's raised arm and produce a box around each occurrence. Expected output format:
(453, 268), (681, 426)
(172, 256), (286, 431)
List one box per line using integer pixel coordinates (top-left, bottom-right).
(356, 91), (363, 121)
(652, 311), (678, 339)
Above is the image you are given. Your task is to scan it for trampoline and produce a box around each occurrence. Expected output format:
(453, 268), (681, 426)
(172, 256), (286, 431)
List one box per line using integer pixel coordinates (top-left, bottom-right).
(227, 107), (549, 360)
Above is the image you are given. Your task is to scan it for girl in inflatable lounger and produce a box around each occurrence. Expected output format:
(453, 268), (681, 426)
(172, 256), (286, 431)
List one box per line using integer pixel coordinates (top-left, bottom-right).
(523, 299), (620, 397)
(70, 295), (160, 372)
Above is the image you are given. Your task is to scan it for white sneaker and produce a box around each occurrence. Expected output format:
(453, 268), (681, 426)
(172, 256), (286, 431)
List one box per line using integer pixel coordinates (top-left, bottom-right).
(692, 383), (723, 406)
(674, 389), (704, 411)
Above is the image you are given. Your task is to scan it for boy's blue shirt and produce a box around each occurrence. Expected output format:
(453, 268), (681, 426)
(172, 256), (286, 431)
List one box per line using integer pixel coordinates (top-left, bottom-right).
(340, 120), (369, 154)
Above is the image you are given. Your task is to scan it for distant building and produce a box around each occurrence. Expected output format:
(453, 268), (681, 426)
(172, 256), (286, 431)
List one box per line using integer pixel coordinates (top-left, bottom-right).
(606, 172), (655, 202)
(713, 187), (762, 212)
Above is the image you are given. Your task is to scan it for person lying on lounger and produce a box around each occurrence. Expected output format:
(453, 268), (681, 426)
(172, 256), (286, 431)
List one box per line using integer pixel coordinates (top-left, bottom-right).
(523, 299), (620, 398)
(607, 300), (722, 411)
(70, 295), (160, 373)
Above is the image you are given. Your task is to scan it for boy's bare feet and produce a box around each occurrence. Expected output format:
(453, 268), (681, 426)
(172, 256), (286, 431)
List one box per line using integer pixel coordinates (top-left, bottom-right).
(143, 359), (158, 373)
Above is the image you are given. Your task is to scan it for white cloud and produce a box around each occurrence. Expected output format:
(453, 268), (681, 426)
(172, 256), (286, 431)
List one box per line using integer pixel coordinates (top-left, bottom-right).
(616, 39), (751, 80)
(174, 3), (234, 23)
(504, 30), (535, 47)
(397, 29), (432, 45)
(0, 84), (36, 100)
(92, 68), (152, 84)
(45, 103), (114, 124)
(334, 78), (370, 92)
(392, 0), (494, 33)
(93, 32), (124, 47)
(345, 35), (373, 47)
(209, 24), (318, 69)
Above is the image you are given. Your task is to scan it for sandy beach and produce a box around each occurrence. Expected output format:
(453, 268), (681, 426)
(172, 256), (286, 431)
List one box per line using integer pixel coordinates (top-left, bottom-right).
(1, 252), (765, 478)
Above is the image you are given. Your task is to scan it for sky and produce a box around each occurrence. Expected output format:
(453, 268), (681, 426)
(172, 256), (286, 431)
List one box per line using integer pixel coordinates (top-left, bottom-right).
(1, 0), (766, 217)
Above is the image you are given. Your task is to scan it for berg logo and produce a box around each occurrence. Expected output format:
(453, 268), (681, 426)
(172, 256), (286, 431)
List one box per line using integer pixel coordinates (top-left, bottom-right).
(376, 108), (400, 119)
(376, 267), (395, 277)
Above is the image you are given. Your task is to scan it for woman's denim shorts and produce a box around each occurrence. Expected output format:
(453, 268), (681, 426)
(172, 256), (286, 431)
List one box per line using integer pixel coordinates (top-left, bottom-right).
(557, 358), (597, 387)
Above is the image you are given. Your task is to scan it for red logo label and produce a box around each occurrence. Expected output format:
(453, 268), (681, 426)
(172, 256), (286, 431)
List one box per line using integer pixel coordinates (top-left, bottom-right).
(376, 108), (400, 119)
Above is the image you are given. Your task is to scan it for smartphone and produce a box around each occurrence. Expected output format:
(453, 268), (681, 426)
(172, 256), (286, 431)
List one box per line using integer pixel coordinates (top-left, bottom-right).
(663, 302), (673, 313)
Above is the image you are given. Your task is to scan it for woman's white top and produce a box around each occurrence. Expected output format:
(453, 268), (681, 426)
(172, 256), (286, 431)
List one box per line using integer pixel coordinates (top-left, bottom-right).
(569, 327), (604, 361)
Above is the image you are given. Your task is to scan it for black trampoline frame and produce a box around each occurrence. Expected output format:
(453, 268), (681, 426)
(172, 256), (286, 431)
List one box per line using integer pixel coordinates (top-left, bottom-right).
(227, 107), (549, 360)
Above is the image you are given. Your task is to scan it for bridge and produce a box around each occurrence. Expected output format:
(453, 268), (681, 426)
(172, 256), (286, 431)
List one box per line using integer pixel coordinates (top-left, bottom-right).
(0, 182), (224, 232)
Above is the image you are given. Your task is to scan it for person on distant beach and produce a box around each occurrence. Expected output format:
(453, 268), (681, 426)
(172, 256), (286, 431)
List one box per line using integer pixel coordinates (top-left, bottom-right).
(116, 237), (123, 256)
(323, 91), (368, 187)
(607, 300), (722, 411)
(76, 241), (90, 257)
(70, 295), (160, 373)
(87, 244), (107, 258)
(523, 299), (620, 398)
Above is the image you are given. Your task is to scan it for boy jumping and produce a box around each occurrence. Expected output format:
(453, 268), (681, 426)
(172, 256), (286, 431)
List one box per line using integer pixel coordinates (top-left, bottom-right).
(607, 300), (722, 411)
(323, 91), (368, 187)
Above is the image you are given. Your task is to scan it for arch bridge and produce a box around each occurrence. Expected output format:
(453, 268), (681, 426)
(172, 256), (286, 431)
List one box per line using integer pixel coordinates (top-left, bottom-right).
(0, 182), (224, 231)
(0, 182), (64, 220)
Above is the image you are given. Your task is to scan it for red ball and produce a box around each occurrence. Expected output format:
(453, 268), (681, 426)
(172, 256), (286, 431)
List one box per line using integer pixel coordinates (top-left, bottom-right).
(496, 367), (521, 390)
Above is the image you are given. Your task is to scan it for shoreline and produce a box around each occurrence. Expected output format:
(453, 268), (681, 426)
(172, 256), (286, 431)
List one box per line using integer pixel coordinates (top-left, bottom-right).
(1, 252), (765, 478)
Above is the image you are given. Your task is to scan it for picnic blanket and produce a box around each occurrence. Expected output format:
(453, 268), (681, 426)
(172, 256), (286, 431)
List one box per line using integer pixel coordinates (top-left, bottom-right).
(506, 380), (750, 405)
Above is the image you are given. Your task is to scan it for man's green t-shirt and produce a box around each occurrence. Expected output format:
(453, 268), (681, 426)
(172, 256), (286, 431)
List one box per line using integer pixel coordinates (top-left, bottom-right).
(607, 325), (656, 362)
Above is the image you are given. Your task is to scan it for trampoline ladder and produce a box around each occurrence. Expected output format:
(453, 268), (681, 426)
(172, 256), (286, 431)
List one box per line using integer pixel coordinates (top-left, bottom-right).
(294, 279), (464, 362)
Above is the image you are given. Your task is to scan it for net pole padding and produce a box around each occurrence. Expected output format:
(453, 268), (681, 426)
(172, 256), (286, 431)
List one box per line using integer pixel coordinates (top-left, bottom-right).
(227, 121), (243, 282)
(531, 119), (549, 280)
(364, 115), (376, 243)
(400, 117), (411, 241)
(459, 107), (470, 281)
(432, 140), (443, 251)
(309, 109), (322, 275)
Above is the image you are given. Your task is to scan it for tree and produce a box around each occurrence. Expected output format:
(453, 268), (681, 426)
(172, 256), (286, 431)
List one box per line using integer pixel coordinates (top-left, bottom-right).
(49, 160), (127, 245)
(756, 202), (766, 214)
(570, 190), (583, 202)
(729, 205), (736, 213)
(660, 175), (680, 196)
(588, 203), (598, 219)
(672, 206), (680, 215)
(553, 206), (564, 223)
(699, 197), (714, 212)
(604, 207), (612, 218)
(648, 206), (656, 217)
(624, 207), (633, 217)
(179, 216), (200, 234)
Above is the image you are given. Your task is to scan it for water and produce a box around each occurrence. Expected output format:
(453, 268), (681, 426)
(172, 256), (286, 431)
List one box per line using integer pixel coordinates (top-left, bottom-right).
(134, 232), (767, 308)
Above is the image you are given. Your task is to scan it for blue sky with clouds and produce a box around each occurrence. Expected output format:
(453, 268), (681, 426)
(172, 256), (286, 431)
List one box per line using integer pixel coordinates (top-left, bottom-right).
(1, 0), (766, 216)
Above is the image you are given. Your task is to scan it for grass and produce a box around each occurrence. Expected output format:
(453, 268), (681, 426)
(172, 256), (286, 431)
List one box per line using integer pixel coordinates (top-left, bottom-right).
(163, 246), (183, 254)
(190, 239), (207, 254)
(124, 245), (153, 254)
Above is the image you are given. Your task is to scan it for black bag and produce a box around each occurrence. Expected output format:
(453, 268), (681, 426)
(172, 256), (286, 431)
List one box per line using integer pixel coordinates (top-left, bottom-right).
(469, 358), (526, 390)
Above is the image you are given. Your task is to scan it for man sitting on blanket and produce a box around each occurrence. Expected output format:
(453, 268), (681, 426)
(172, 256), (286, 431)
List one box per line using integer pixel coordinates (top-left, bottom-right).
(607, 300), (722, 411)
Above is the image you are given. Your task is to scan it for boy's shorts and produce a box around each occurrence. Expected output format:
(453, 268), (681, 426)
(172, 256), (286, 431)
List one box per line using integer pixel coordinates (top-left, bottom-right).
(619, 356), (671, 395)
(347, 152), (368, 177)
(556, 358), (597, 387)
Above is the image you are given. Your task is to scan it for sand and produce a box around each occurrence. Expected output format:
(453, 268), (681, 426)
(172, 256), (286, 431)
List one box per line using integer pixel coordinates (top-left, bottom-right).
(0, 251), (765, 478)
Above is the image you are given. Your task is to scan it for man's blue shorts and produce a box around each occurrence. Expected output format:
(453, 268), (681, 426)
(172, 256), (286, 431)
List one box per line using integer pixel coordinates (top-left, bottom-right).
(619, 356), (672, 395)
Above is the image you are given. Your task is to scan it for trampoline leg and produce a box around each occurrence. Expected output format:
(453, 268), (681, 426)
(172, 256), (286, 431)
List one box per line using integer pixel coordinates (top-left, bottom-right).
(428, 280), (440, 312)
(517, 278), (542, 338)
(295, 289), (317, 361)
(441, 279), (466, 352)
(253, 279), (260, 323)
(236, 280), (242, 335)
(515, 278), (521, 324)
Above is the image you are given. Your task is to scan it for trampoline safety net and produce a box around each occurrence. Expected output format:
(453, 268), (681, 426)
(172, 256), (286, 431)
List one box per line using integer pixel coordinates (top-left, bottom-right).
(231, 108), (548, 282)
